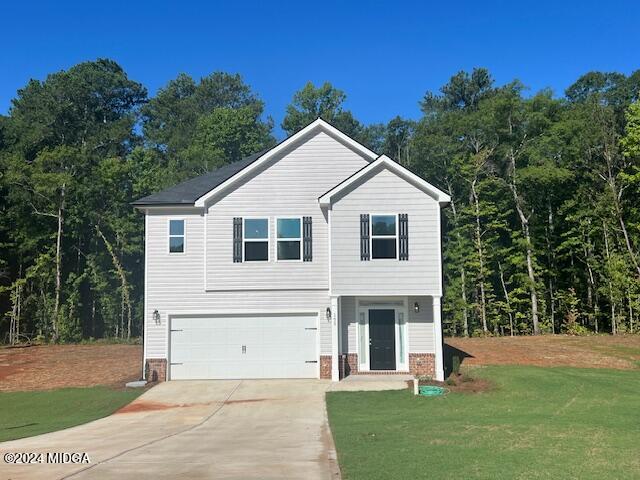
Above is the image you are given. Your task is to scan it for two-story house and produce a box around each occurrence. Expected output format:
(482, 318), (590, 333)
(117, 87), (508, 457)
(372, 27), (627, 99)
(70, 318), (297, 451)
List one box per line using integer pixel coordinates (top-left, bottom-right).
(133, 119), (450, 382)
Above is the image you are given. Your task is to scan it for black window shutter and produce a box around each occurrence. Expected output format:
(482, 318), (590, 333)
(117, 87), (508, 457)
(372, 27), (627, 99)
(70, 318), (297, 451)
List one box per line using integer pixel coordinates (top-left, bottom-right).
(399, 213), (409, 260)
(233, 217), (242, 263)
(360, 214), (370, 261)
(303, 216), (313, 262)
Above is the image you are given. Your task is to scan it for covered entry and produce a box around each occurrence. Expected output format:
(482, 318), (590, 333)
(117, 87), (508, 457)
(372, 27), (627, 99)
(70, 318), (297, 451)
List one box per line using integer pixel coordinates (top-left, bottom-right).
(169, 313), (318, 379)
(355, 299), (409, 372)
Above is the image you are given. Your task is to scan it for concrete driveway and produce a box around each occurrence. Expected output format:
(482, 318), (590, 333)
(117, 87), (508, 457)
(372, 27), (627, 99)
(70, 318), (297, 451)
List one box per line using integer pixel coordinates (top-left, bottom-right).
(0, 380), (339, 480)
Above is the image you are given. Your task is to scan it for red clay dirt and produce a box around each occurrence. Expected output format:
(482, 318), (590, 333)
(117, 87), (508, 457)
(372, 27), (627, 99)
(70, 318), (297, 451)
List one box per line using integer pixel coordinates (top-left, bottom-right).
(446, 335), (640, 370)
(2, 336), (638, 393)
(116, 400), (175, 414)
(0, 344), (142, 392)
(117, 399), (217, 414)
(115, 397), (270, 414)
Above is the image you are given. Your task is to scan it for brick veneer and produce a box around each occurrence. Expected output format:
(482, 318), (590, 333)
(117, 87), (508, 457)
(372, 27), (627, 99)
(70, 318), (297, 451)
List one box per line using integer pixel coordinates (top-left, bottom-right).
(145, 358), (167, 382)
(409, 353), (435, 377)
(333, 353), (436, 378)
(320, 355), (332, 379)
(144, 354), (434, 381)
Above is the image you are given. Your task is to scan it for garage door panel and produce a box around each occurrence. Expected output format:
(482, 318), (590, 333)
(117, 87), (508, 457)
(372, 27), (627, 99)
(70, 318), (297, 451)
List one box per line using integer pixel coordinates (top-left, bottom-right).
(169, 314), (318, 380)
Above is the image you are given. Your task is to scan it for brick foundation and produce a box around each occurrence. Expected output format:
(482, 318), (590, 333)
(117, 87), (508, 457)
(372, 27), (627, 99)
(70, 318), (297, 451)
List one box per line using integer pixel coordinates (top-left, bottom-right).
(145, 358), (167, 382)
(409, 353), (435, 377)
(338, 353), (433, 377)
(320, 355), (332, 379)
(144, 354), (433, 382)
(352, 369), (412, 375)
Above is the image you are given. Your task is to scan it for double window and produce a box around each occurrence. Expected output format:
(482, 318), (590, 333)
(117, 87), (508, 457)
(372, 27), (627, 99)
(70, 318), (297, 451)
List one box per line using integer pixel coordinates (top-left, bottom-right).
(277, 218), (302, 261)
(169, 219), (185, 253)
(243, 218), (269, 261)
(371, 214), (397, 259)
(238, 217), (304, 262)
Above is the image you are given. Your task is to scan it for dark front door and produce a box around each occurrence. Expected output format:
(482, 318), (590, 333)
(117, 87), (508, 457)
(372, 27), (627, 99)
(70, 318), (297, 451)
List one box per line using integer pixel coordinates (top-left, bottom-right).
(369, 309), (396, 370)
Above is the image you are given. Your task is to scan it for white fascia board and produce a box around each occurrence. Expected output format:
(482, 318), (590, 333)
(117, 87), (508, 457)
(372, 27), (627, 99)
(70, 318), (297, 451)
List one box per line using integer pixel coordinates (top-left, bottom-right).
(194, 118), (379, 208)
(135, 205), (205, 213)
(318, 155), (451, 207)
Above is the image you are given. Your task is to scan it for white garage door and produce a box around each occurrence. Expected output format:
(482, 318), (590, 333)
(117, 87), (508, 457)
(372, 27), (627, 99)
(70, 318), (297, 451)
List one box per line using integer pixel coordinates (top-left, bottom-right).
(169, 314), (318, 380)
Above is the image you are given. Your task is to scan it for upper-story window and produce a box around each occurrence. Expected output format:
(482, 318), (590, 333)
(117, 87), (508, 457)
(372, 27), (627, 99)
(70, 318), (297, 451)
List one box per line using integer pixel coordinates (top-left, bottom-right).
(169, 219), (185, 253)
(277, 217), (302, 261)
(371, 214), (397, 259)
(244, 218), (269, 261)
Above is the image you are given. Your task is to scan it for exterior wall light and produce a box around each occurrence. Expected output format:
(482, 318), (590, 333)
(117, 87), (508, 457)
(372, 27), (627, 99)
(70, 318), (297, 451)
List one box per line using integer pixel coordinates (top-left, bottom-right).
(414, 302), (420, 313)
(326, 307), (332, 322)
(153, 309), (161, 325)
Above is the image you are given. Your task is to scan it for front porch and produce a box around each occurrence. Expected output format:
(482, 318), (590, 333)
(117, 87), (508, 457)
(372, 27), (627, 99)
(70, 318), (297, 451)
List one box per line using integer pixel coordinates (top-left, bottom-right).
(328, 373), (414, 392)
(323, 295), (444, 382)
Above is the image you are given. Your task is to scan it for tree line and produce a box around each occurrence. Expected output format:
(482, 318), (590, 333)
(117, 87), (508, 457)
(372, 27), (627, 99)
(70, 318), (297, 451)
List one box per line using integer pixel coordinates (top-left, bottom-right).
(0, 59), (639, 342)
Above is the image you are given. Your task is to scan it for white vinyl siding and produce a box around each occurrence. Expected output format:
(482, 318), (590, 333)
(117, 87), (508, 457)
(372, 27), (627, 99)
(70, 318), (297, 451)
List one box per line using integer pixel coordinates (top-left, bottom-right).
(408, 295), (435, 353)
(340, 296), (357, 353)
(145, 131), (371, 360)
(144, 210), (333, 358)
(143, 130), (443, 364)
(330, 166), (441, 296)
(205, 130), (369, 291)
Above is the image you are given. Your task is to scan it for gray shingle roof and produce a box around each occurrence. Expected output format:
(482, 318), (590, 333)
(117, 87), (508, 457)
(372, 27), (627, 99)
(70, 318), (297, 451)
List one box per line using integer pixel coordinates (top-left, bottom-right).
(131, 150), (267, 206)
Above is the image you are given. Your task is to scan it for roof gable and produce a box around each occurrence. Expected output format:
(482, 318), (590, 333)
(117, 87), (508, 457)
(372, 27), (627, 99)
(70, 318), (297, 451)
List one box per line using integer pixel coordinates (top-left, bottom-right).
(318, 155), (451, 207)
(132, 118), (378, 208)
(192, 118), (377, 207)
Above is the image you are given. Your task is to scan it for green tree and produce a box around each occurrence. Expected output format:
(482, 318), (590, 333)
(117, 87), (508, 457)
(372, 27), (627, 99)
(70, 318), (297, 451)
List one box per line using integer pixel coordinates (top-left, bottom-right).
(282, 82), (364, 139)
(142, 72), (273, 181)
(181, 106), (275, 175)
(1, 59), (146, 342)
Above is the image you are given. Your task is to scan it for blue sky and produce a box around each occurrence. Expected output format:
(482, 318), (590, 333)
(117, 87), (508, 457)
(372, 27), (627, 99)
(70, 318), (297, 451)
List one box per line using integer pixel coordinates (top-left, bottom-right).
(2, 0), (638, 138)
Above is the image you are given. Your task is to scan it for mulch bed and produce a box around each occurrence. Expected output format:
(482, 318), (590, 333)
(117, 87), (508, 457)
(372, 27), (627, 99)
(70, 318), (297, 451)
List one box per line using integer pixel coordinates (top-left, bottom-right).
(0, 344), (143, 392)
(417, 373), (494, 394)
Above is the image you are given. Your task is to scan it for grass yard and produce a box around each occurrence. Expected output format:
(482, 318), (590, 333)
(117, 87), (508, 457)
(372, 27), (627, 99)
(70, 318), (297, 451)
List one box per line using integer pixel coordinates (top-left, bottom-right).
(0, 387), (143, 442)
(327, 366), (640, 480)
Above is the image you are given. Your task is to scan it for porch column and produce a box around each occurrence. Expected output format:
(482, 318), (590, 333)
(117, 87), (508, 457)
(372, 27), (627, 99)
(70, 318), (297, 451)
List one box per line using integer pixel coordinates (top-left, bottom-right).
(433, 296), (445, 381)
(331, 295), (340, 381)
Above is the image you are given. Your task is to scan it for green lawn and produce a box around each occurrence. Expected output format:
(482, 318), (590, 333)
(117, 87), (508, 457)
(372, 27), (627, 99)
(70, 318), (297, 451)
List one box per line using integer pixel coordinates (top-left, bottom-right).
(0, 387), (143, 442)
(327, 366), (640, 480)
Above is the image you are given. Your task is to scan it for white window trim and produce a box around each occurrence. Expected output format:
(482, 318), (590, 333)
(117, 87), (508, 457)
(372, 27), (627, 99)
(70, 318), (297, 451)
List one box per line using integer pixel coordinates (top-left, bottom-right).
(275, 216), (303, 262)
(167, 218), (186, 255)
(356, 297), (409, 372)
(369, 213), (399, 260)
(242, 217), (270, 262)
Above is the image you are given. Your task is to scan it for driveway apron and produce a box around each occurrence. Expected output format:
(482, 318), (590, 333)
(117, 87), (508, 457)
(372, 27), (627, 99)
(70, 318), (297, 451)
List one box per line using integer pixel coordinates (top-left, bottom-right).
(0, 380), (338, 480)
